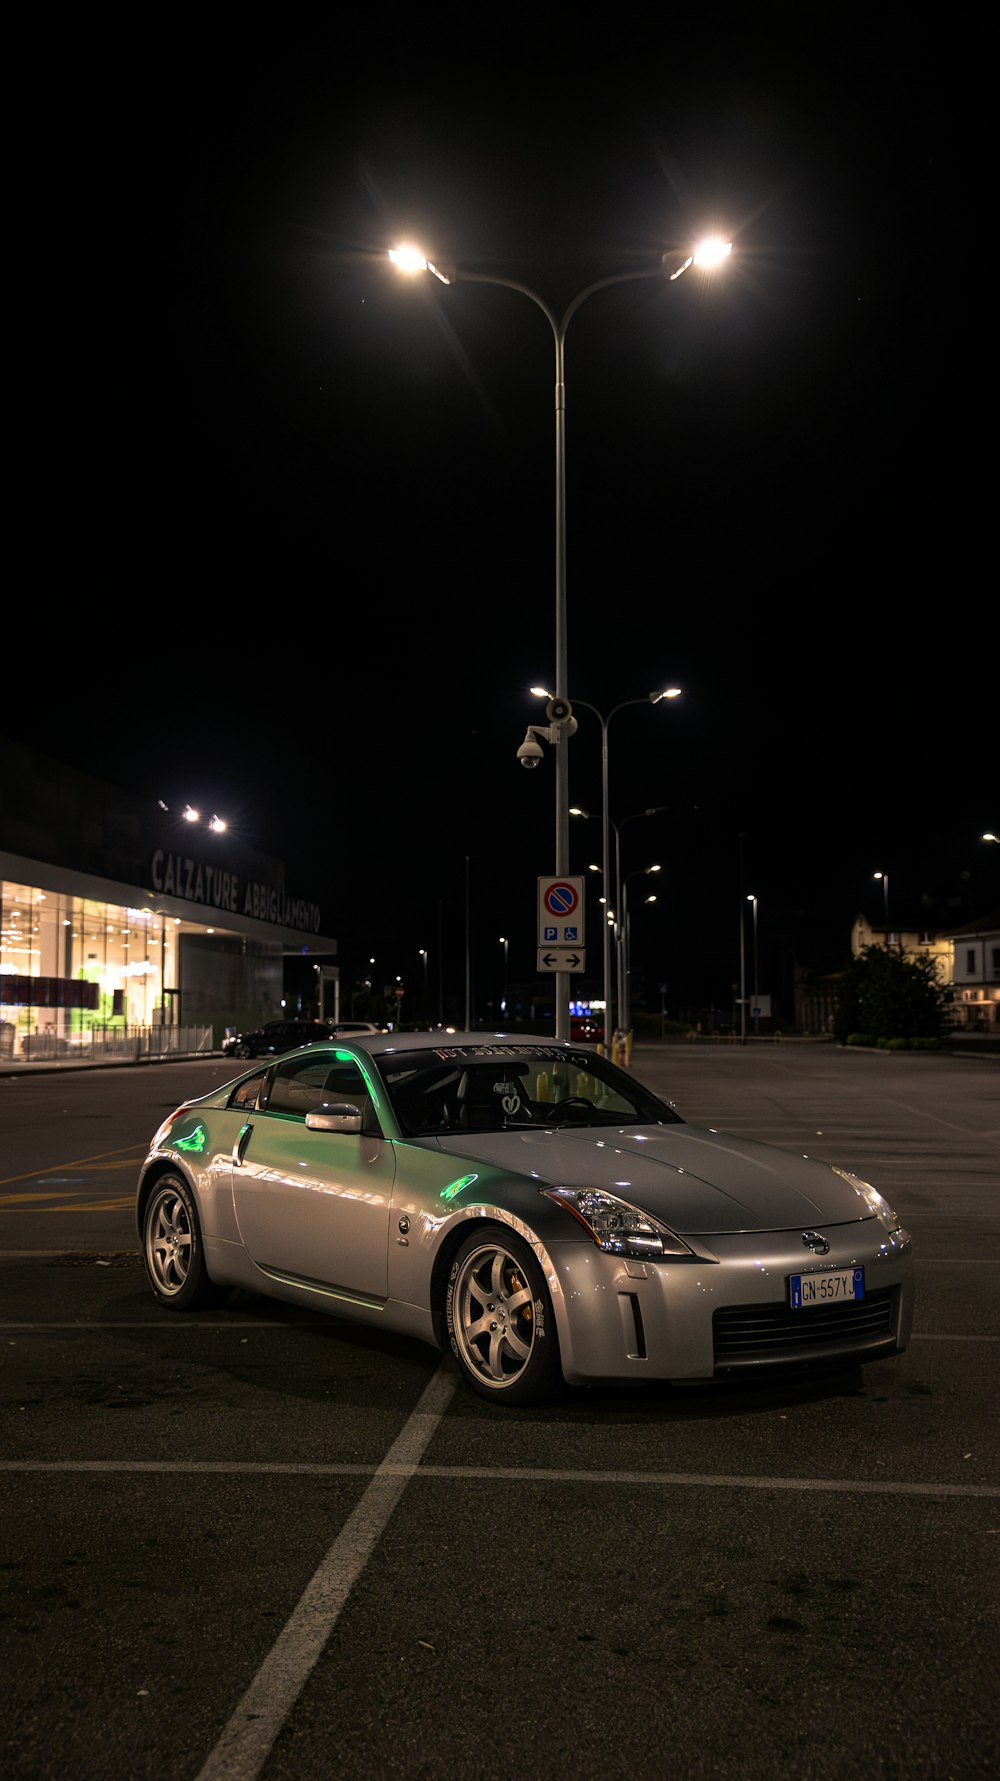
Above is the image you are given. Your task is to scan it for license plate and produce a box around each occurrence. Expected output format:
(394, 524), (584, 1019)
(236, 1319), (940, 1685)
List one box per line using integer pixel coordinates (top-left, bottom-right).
(788, 1267), (865, 1309)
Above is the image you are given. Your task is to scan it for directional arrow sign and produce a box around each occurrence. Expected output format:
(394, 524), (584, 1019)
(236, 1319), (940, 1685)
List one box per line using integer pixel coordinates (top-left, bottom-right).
(537, 947), (585, 974)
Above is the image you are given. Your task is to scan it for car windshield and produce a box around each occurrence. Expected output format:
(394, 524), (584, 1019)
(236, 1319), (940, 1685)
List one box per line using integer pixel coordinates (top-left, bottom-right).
(378, 1044), (682, 1137)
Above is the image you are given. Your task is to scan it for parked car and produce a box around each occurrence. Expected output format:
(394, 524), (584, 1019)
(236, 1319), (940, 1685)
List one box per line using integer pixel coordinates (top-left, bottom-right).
(221, 1019), (335, 1059)
(570, 1014), (604, 1043)
(137, 1030), (914, 1406)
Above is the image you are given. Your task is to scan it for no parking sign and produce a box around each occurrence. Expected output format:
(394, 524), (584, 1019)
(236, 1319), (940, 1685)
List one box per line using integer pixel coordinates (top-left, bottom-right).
(537, 875), (584, 945)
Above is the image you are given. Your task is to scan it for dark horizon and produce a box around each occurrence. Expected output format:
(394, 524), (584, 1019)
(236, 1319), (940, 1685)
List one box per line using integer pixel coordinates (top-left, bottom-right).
(12, 16), (989, 1018)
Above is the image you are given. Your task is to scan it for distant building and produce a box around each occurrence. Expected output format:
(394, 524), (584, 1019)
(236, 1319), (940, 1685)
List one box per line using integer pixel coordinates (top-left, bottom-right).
(0, 737), (339, 1062)
(796, 910), (1000, 1035)
(941, 913), (1000, 1033)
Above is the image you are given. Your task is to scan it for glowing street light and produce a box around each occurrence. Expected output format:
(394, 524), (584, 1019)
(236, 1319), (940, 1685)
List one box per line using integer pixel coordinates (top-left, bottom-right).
(391, 239), (729, 1037)
(874, 871), (889, 928)
(669, 236), (733, 280)
(158, 799), (227, 833)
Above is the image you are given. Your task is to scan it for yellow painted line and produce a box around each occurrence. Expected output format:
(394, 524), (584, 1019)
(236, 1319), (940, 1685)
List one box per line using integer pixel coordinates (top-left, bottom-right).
(0, 1196), (135, 1211)
(69, 1158), (139, 1174)
(0, 1194), (135, 1211)
(0, 1145), (146, 1189)
(42, 1197), (136, 1212)
(0, 1191), (79, 1205)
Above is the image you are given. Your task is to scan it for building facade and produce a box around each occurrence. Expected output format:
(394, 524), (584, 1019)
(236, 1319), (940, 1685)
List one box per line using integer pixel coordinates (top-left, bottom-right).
(795, 910), (1000, 1036)
(0, 737), (338, 1062)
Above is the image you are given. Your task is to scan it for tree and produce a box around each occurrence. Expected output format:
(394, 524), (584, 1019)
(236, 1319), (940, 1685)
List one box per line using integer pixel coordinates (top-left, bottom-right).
(833, 944), (948, 1045)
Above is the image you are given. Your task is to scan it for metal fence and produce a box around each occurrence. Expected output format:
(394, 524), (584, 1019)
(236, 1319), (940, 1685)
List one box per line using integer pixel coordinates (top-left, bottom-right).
(8, 1025), (215, 1064)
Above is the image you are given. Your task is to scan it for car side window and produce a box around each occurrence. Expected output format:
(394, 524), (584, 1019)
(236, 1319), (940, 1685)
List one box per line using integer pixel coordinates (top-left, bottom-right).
(228, 1070), (268, 1110)
(262, 1051), (380, 1134)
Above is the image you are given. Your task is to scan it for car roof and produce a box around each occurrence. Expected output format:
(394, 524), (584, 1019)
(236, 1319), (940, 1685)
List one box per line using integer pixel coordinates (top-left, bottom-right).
(331, 1029), (576, 1056)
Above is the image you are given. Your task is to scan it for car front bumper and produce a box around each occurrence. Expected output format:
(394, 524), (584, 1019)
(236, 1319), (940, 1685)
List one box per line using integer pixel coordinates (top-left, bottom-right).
(545, 1224), (914, 1386)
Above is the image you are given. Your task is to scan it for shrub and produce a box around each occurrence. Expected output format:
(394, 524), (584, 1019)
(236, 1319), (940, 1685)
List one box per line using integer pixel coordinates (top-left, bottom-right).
(832, 945), (948, 1046)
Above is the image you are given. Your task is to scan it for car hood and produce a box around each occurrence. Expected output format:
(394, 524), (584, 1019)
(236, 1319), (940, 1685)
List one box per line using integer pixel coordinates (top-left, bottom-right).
(428, 1123), (872, 1234)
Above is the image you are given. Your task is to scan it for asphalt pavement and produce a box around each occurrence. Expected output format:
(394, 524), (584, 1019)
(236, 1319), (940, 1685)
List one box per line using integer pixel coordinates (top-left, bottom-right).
(1, 1039), (998, 1780)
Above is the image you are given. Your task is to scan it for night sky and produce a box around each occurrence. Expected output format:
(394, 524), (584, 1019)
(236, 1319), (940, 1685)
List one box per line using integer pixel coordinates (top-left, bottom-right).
(14, 14), (992, 1018)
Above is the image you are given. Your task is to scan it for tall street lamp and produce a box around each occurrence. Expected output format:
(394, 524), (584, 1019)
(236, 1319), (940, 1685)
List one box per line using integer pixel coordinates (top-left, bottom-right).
(572, 802), (667, 1041)
(390, 239), (730, 1038)
(747, 894), (758, 1033)
(538, 685), (679, 1044)
(498, 935), (508, 1020)
(620, 864), (661, 1037)
(874, 870), (889, 930)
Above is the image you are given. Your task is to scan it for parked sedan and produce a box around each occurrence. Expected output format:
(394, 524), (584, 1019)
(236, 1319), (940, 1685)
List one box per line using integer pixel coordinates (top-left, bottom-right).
(136, 1032), (914, 1405)
(221, 1019), (335, 1059)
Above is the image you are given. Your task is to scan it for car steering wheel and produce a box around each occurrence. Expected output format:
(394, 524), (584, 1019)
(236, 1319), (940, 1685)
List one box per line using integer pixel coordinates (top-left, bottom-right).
(539, 1097), (594, 1122)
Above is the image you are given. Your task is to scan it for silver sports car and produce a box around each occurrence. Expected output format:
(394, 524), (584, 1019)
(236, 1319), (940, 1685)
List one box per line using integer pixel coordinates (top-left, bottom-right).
(136, 1032), (914, 1405)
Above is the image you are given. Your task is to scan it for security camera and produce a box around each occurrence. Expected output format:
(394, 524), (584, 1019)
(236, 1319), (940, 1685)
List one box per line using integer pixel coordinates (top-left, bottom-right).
(517, 733), (544, 769)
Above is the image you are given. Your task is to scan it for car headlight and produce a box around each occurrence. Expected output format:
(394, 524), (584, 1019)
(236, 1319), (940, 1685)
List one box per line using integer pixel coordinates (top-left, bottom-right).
(831, 1166), (902, 1234)
(544, 1187), (694, 1259)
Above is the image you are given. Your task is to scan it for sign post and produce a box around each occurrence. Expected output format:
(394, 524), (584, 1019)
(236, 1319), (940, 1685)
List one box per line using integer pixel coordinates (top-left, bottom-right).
(537, 877), (585, 976)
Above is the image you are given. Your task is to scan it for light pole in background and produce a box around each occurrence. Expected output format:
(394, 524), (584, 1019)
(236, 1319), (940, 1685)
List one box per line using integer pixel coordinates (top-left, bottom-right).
(539, 686), (679, 1044)
(572, 802), (667, 1042)
(619, 865), (661, 1036)
(747, 893), (758, 1034)
(390, 239), (730, 1038)
(499, 935), (509, 1020)
(874, 870), (889, 931)
(465, 857), (472, 1030)
(419, 948), (428, 1016)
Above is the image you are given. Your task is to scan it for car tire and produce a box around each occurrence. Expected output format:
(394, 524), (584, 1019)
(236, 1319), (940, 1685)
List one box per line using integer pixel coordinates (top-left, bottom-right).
(445, 1224), (562, 1405)
(235, 1043), (251, 1059)
(142, 1172), (231, 1312)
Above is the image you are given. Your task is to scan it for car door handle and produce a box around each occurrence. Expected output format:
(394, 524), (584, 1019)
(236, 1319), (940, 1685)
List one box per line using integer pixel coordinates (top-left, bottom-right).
(233, 1122), (253, 1167)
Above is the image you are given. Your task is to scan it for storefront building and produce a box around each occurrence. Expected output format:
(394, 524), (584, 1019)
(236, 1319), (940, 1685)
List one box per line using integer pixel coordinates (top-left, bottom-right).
(0, 738), (338, 1062)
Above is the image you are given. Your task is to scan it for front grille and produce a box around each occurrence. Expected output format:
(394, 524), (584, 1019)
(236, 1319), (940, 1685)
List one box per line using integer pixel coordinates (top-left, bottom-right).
(713, 1287), (896, 1368)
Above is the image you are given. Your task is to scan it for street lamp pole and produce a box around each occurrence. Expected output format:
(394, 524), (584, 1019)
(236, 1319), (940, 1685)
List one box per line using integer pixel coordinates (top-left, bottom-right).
(552, 688), (679, 1048)
(620, 866), (661, 1037)
(614, 810), (667, 1040)
(874, 870), (889, 931)
(747, 894), (758, 1034)
(389, 240), (730, 1040)
(499, 935), (508, 1020)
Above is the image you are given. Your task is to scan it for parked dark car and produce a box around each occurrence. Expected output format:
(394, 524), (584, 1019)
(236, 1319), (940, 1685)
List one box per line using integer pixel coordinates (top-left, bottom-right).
(222, 1019), (335, 1059)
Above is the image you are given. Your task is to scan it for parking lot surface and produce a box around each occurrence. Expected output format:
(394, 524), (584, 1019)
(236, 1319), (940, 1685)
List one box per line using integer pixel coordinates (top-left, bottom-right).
(2, 1041), (998, 1779)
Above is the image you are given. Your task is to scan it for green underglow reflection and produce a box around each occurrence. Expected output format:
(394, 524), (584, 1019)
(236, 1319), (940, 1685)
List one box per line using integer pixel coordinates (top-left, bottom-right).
(439, 1173), (479, 1202)
(175, 1123), (207, 1153)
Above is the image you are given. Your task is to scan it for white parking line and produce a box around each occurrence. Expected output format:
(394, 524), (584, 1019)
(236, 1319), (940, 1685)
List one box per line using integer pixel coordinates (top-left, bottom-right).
(193, 1361), (456, 1781)
(2, 1460), (995, 1496)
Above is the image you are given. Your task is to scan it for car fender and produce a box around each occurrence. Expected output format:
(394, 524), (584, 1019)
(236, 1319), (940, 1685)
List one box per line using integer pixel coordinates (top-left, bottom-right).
(136, 1141), (241, 1247)
(388, 1188), (572, 1357)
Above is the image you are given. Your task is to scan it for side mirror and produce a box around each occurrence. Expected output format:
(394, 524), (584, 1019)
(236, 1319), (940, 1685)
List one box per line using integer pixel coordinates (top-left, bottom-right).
(305, 1103), (363, 1133)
